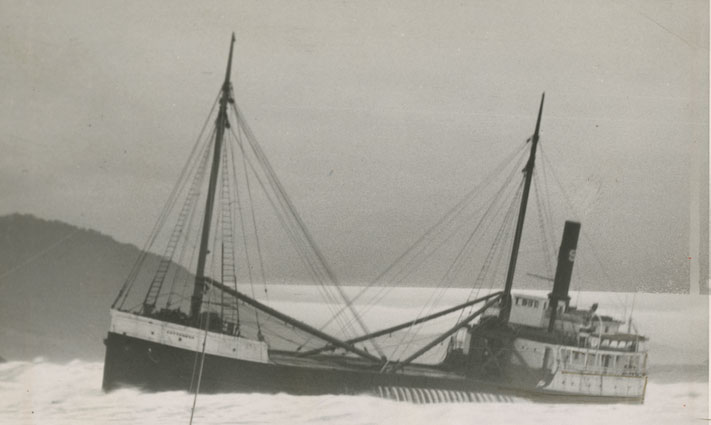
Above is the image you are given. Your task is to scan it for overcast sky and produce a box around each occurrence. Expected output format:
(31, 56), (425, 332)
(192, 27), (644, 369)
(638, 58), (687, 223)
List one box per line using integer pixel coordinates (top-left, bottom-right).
(1, 0), (707, 293)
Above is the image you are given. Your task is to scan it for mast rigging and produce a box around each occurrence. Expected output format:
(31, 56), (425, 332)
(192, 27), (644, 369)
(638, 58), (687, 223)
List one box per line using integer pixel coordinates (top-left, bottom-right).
(190, 34), (237, 322)
(500, 93), (545, 322)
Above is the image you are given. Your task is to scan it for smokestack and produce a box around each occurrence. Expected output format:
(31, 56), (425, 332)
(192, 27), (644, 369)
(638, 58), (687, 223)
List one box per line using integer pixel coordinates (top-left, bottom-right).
(547, 221), (581, 332)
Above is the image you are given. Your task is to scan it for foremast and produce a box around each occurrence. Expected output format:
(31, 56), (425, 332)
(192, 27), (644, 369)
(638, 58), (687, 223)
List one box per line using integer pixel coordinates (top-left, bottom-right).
(190, 33), (236, 323)
(499, 93), (545, 322)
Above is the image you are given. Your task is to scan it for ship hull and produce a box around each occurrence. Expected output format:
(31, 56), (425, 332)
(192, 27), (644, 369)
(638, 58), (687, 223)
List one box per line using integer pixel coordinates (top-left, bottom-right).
(103, 331), (511, 399)
(102, 331), (644, 404)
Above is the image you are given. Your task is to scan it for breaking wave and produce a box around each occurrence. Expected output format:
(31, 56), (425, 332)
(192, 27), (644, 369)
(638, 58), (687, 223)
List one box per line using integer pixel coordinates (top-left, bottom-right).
(0, 359), (707, 425)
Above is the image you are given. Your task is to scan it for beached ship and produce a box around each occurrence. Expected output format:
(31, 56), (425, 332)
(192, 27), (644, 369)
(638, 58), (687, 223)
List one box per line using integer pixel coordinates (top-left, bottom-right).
(102, 34), (648, 403)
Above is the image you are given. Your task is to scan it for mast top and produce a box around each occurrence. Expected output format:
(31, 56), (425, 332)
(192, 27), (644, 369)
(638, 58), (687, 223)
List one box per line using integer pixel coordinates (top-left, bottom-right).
(223, 33), (236, 87)
(533, 92), (545, 141)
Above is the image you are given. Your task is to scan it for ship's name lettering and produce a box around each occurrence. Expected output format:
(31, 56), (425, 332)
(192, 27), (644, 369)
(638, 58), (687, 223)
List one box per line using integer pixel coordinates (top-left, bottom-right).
(166, 330), (195, 339)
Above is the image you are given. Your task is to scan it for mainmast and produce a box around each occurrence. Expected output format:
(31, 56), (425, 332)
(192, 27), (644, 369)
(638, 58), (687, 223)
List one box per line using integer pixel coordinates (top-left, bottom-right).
(499, 93), (545, 322)
(190, 33), (236, 322)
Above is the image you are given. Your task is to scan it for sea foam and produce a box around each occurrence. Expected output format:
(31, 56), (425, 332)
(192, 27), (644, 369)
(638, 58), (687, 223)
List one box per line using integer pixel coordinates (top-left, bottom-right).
(0, 360), (707, 425)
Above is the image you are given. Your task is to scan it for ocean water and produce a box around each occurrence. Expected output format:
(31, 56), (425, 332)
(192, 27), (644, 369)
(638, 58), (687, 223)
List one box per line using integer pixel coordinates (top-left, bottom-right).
(0, 360), (707, 425)
(2, 289), (707, 424)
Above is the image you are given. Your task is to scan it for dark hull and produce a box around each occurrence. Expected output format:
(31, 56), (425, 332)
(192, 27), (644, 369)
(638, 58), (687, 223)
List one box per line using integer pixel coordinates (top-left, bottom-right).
(102, 332), (643, 404)
(103, 332), (506, 395)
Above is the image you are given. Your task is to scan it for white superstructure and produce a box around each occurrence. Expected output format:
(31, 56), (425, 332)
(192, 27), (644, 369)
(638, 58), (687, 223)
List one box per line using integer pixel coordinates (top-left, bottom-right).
(109, 309), (269, 363)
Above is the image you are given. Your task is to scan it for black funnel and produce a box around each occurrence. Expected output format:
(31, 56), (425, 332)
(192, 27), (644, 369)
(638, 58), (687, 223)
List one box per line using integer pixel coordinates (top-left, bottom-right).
(547, 221), (581, 332)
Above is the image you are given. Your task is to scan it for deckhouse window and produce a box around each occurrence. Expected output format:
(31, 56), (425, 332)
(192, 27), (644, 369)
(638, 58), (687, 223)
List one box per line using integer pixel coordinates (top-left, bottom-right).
(518, 298), (540, 308)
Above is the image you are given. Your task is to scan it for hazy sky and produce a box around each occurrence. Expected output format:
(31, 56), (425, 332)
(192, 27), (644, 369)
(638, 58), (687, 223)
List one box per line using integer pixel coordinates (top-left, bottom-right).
(1, 0), (707, 292)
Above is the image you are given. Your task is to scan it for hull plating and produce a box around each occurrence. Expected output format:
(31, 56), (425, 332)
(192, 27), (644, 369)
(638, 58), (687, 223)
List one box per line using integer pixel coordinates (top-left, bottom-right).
(102, 331), (644, 404)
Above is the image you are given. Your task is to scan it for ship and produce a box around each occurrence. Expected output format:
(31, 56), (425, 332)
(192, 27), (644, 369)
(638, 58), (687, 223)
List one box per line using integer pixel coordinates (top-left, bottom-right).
(102, 34), (649, 403)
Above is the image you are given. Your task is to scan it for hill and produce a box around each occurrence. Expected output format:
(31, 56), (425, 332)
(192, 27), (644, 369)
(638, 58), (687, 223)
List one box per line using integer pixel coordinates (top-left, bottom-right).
(0, 214), (163, 361)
